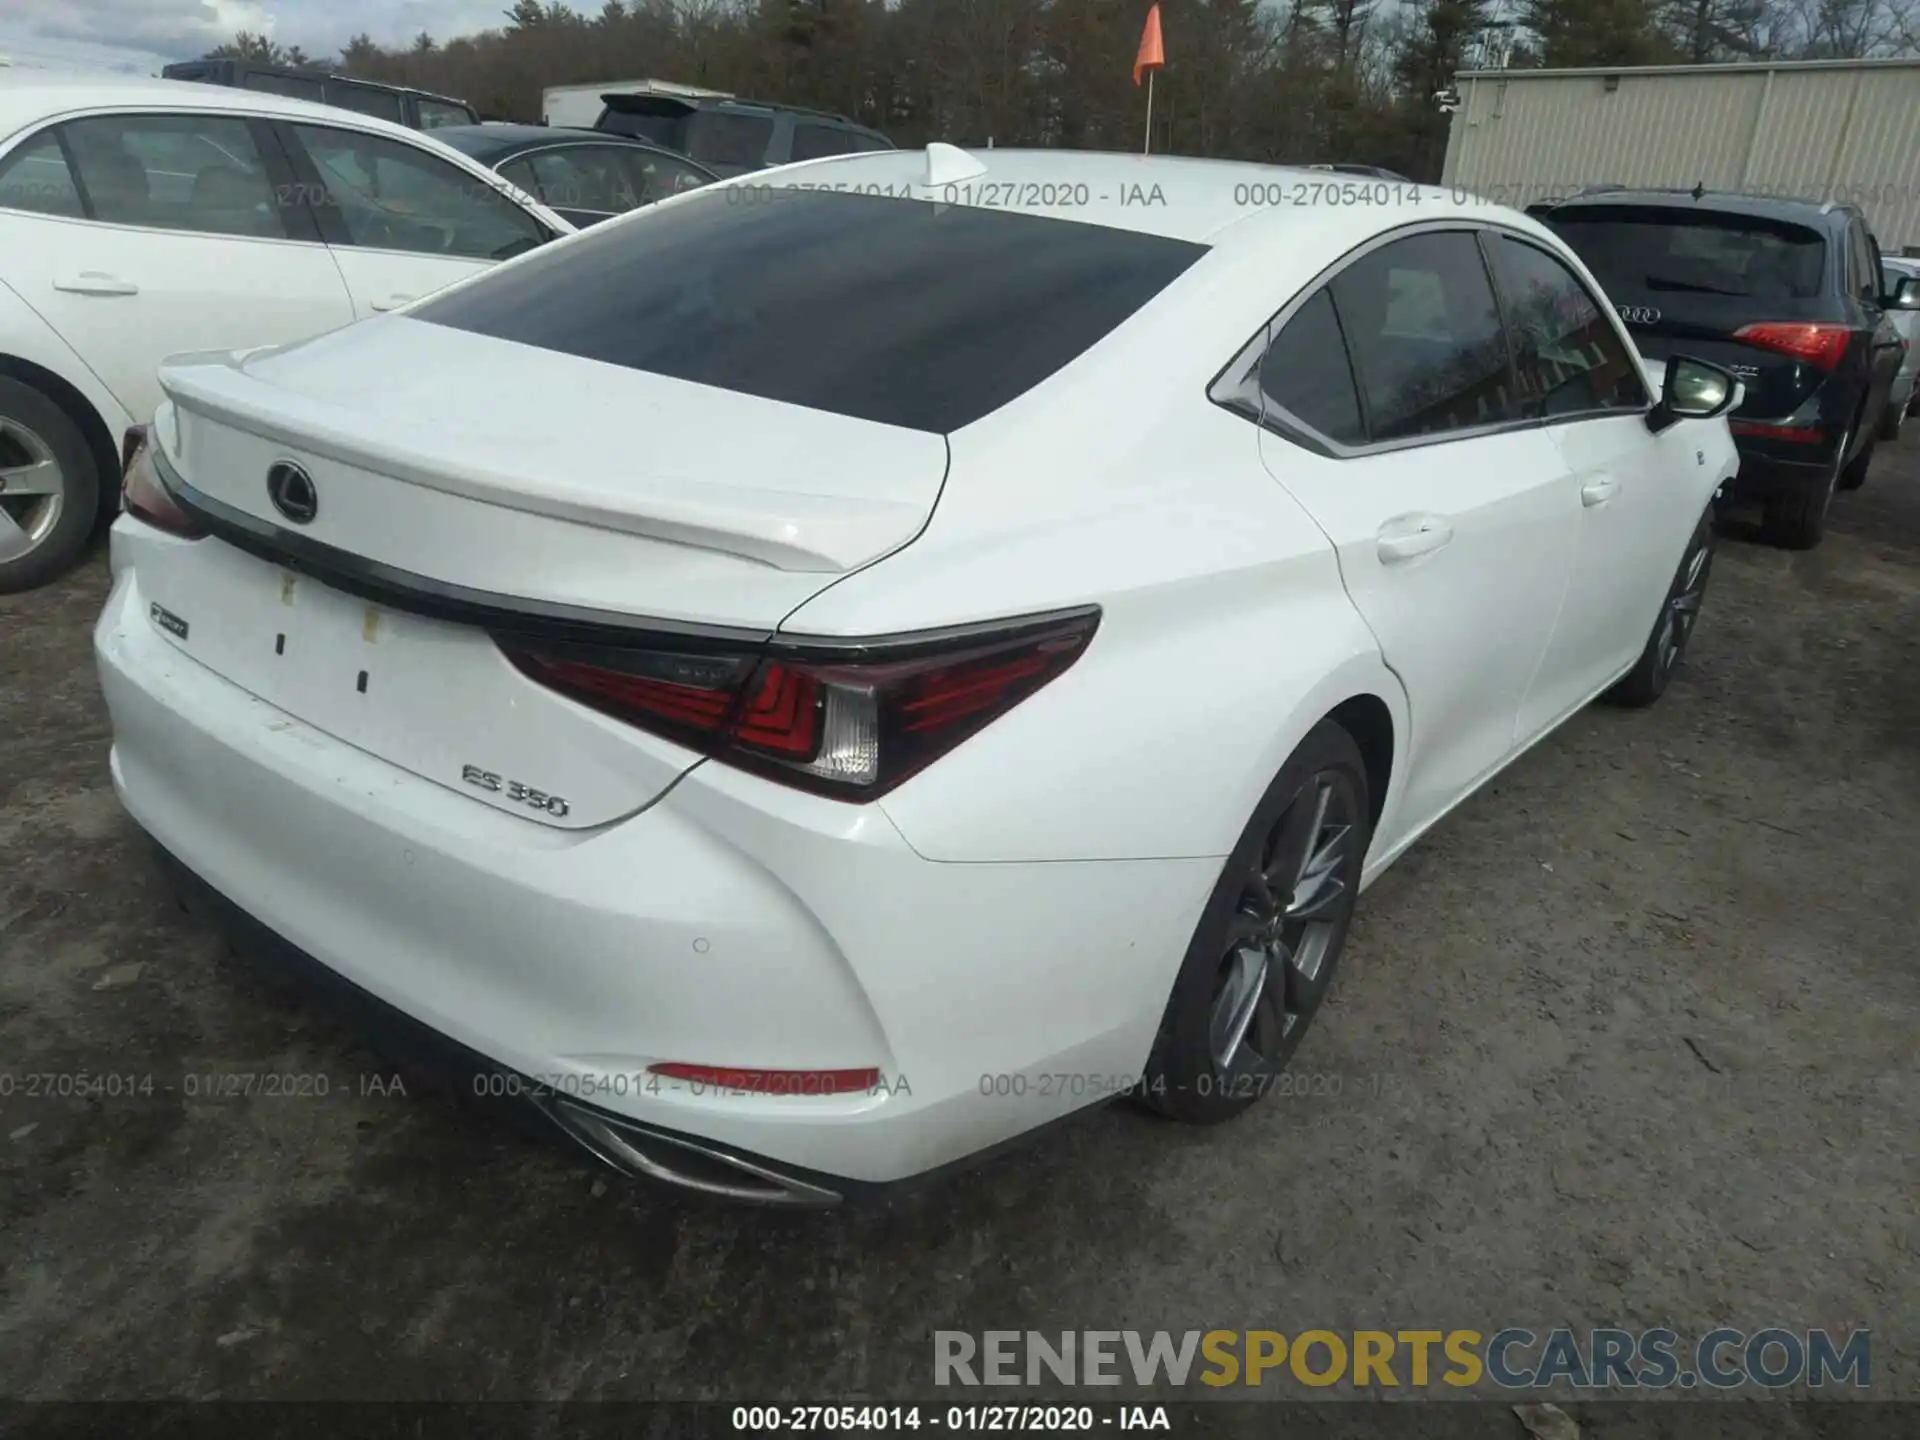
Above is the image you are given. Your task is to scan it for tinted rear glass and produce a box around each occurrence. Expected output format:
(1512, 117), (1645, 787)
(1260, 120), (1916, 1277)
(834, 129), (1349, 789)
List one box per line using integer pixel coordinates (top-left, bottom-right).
(245, 72), (326, 102)
(596, 110), (684, 147)
(1546, 206), (1827, 301)
(325, 81), (406, 124)
(414, 188), (1206, 433)
(684, 111), (774, 172)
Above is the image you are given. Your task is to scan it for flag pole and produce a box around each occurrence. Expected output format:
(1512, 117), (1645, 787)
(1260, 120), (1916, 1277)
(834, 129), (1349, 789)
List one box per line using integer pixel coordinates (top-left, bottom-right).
(1144, 69), (1154, 155)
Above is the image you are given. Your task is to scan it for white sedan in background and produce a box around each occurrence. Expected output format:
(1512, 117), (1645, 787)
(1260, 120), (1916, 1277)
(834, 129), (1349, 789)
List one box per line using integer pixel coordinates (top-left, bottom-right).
(0, 73), (570, 592)
(97, 148), (1740, 1205)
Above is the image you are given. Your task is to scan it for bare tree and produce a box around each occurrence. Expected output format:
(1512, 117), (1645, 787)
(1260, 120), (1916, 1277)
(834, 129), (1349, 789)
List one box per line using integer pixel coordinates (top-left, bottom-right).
(197, 0), (1918, 161)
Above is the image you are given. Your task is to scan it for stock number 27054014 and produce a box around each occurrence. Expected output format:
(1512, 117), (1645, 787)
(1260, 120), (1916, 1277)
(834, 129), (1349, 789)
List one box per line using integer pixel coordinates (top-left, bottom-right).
(460, 764), (571, 817)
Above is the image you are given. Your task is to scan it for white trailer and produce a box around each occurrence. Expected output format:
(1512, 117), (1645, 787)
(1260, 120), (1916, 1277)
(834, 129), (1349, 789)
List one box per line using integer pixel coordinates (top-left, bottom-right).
(1441, 58), (1920, 251)
(541, 78), (733, 130)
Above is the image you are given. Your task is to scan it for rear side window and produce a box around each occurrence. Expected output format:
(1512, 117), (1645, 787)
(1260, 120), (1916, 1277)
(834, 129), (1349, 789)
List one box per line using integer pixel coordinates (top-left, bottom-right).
(615, 149), (712, 206)
(289, 123), (545, 260)
(59, 113), (288, 239)
(1546, 207), (1827, 301)
(1328, 230), (1520, 441)
(1849, 224), (1877, 303)
(1259, 290), (1364, 445)
(415, 188), (1206, 433)
(325, 81), (406, 125)
(417, 100), (474, 131)
(791, 123), (861, 162)
(0, 132), (84, 218)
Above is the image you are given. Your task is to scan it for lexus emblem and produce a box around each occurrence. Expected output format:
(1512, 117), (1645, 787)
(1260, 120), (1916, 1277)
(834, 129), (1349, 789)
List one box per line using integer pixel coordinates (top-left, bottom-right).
(266, 461), (318, 525)
(1616, 304), (1662, 326)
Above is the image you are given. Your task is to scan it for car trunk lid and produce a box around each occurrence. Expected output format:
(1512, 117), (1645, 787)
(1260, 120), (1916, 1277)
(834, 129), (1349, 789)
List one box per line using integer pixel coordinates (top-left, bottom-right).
(139, 319), (949, 827)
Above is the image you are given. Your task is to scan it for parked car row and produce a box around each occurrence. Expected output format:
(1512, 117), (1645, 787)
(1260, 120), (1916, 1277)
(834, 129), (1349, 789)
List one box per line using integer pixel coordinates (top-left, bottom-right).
(159, 58), (480, 131)
(0, 74), (724, 592)
(1530, 186), (1920, 549)
(81, 137), (1748, 1204)
(158, 58), (903, 178)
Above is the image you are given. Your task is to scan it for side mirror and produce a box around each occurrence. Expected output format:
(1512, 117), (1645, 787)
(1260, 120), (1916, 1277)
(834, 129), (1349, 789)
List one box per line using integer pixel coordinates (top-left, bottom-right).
(1890, 276), (1920, 310)
(1646, 354), (1738, 434)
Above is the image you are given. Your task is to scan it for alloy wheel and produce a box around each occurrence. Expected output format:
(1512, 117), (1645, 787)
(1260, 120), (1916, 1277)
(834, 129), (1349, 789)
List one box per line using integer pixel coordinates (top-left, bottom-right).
(1207, 769), (1359, 1074)
(0, 417), (66, 566)
(1654, 527), (1713, 682)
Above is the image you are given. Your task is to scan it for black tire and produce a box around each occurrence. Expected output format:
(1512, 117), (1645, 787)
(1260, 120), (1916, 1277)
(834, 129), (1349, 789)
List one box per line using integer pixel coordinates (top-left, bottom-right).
(1604, 504), (1715, 709)
(1877, 396), (1905, 443)
(1761, 423), (1846, 550)
(1836, 429), (1876, 491)
(0, 376), (101, 595)
(1140, 720), (1371, 1125)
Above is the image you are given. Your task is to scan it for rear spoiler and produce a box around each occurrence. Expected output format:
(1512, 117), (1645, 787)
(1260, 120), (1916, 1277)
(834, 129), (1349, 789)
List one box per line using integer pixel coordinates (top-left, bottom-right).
(600, 94), (701, 118)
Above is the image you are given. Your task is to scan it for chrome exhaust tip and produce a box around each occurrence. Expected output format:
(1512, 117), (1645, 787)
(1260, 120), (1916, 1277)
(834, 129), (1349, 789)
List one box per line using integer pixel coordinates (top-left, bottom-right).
(542, 1097), (843, 1209)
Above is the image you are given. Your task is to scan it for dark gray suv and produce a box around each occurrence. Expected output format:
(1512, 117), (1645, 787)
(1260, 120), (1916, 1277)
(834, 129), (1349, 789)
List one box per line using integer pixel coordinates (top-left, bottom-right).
(592, 94), (892, 177)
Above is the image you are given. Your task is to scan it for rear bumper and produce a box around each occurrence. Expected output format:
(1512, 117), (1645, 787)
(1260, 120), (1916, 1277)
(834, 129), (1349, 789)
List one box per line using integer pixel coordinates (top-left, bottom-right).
(151, 841), (866, 1206)
(95, 543), (1215, 1192)
(1728, 451), (1829, 499)
(1727, 430), (1841, 499)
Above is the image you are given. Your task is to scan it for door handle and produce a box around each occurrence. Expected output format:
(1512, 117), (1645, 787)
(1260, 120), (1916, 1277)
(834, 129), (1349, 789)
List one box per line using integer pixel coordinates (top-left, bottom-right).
(53, 272), (139, 297)
(1376, 514), (1455, 563)
(370, 294), (416, 312)
(1581, 475), (1620, 507)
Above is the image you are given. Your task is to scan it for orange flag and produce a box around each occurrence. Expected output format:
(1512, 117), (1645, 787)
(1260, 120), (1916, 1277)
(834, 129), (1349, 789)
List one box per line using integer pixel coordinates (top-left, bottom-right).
(1133, 3), (1165, 87)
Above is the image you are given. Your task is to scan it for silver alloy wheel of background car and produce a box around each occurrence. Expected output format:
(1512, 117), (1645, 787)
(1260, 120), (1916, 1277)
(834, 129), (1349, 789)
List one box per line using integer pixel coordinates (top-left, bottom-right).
(1208, 769), (1359, 1073)
(0, 416), (65, 566)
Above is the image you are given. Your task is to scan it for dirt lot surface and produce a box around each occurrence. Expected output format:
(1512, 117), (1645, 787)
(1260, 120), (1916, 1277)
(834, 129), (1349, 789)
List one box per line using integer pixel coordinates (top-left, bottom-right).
(2, 447), (1916, 1412)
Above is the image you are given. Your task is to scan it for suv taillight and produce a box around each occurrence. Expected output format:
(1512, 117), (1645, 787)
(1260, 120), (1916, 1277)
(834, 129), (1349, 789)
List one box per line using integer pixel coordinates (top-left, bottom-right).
(1733, 322), (1851, 371)
(121, 428), (207, 540)
(497, 609), (1100, 801)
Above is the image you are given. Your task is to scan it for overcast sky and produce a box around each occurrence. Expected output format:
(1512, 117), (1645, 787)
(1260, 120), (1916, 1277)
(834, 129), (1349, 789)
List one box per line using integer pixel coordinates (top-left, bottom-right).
(0, 0), (516, 73)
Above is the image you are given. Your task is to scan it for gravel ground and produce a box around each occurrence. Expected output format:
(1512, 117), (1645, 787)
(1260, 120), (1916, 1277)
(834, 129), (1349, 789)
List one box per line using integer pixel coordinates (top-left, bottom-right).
(1, 445), (1915, 1410)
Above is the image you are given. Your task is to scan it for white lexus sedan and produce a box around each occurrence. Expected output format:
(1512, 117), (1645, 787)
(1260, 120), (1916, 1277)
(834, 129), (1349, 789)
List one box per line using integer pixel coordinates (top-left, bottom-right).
(0, 73), (570, 593)
(95, 148), (1740, 1206)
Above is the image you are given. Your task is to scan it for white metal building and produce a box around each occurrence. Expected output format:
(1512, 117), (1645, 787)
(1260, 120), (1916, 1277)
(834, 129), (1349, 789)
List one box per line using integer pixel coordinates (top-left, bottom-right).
(1440, 59), (1920, 250)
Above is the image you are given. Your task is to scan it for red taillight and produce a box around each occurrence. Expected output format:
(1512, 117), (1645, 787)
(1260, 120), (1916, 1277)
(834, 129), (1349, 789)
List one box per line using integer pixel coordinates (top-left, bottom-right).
(1729, 421), (1827, 443)
(1732, 322), (1850, 371)
(121, 427), (206, 539)
(647, 1063), (881, 1096)
(507, 648), (747, 749)
(499, 609), (1099, 800)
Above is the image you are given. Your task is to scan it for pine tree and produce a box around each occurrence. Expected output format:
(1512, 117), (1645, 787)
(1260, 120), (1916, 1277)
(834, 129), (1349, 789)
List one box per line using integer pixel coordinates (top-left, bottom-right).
(1393, 0), (1489, 180)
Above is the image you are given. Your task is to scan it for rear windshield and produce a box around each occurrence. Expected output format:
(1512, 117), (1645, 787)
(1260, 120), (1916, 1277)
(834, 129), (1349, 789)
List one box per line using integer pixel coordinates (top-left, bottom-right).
(595, 108), (775, 174)
(682, 111), (775, 172)
(1546, 207), (1828, 301)
(596, 110), (681, 146)
(413, 188), (1206, 433)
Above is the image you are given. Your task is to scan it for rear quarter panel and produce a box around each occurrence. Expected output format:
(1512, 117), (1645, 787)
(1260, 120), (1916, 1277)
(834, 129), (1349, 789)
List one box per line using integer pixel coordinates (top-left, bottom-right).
(784, 360), (1407, 866)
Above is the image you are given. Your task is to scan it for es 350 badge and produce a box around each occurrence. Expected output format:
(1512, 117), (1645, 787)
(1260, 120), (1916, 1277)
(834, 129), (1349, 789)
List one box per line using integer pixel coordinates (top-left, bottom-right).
(460, 764), (571, 817)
